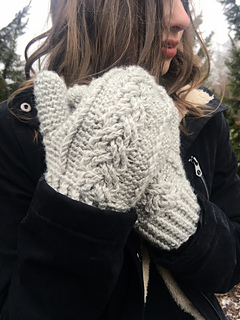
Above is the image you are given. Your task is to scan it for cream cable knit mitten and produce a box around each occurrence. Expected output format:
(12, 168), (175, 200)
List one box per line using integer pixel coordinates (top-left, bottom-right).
(34, 66), (200, 250)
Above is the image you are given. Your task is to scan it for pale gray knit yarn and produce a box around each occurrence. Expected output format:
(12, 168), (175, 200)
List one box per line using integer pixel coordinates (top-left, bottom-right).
(34, 66), (200, 251)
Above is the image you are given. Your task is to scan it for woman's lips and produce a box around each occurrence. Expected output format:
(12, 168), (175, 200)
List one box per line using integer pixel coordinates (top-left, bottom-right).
(162, 40), (179, 58)
(162, 47), (177, 57)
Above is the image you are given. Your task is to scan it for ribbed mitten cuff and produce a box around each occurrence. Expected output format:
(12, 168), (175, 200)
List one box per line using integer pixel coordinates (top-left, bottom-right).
(134, 152), (200, 251)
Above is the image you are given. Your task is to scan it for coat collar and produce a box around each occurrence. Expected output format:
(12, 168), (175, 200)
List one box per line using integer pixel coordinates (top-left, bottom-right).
(180, 87), (228, 153)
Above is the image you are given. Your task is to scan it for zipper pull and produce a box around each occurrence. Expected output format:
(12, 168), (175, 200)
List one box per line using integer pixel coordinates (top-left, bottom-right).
(188, 156), (202, 177)
(189, 155), (210, 200)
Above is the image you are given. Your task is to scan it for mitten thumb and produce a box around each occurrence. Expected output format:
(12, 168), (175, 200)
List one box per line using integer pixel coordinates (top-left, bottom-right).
(34, 71), (69, 136)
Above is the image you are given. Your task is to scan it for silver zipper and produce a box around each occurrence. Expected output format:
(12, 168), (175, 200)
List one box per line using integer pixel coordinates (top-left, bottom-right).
(188, 156), (210, 200)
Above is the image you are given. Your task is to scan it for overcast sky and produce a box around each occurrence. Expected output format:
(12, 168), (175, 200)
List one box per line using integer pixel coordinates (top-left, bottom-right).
(0, 0), (237, 58)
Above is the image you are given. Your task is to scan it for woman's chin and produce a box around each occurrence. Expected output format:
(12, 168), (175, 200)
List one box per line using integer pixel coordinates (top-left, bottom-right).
(161, 59), (172, 76)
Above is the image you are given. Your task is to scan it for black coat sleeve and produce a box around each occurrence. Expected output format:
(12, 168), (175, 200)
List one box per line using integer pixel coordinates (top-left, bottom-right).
(146, 112), (240, 293)
(15, 179), (136, 319)
(0, 100), (137, 319)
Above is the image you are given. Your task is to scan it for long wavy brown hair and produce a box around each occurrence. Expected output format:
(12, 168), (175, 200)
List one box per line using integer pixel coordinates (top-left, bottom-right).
(10, 0), (210, 119)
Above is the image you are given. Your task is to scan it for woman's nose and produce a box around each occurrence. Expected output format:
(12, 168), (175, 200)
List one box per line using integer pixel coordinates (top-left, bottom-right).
(169, 0), (190, 32)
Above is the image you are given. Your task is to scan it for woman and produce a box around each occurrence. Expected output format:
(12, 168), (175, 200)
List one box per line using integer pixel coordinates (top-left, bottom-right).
(0, 0), (239, 319)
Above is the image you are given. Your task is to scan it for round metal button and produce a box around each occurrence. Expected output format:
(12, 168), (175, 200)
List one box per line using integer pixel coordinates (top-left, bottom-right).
(20, 102), (31, 112)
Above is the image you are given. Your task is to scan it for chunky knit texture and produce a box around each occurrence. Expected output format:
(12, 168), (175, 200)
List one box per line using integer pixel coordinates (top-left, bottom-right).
(34, 66), (200, 250)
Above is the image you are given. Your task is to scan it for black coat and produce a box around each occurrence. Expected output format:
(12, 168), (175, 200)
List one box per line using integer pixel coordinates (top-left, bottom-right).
(0, 88), (240, 320)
